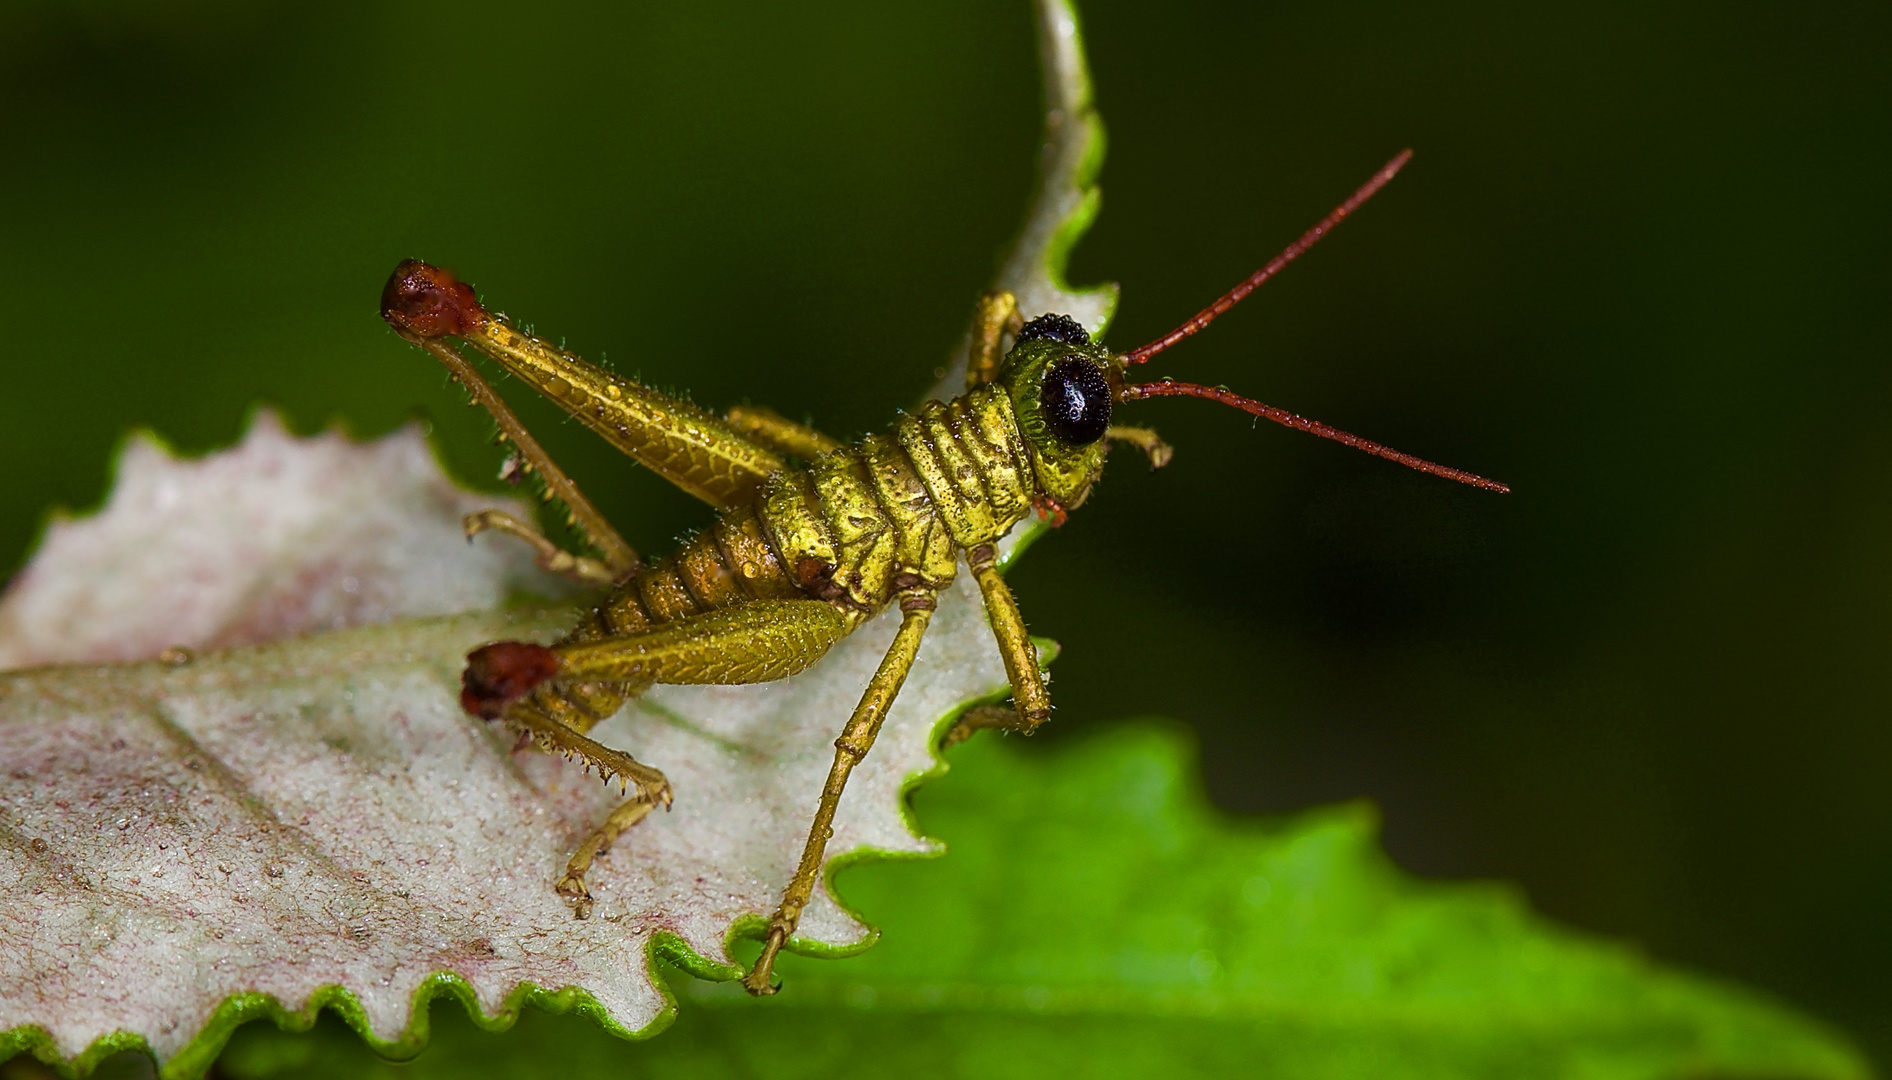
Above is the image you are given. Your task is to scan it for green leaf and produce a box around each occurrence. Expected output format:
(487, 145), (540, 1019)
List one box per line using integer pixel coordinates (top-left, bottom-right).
(215, 722), (1868, 1080)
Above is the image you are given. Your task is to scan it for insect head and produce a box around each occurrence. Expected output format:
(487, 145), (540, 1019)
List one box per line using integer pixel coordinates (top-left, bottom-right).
(999, 150), (1509, 498)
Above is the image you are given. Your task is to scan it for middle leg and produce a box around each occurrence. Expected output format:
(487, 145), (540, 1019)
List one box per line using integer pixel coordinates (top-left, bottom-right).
(941, 542), (1054, 745)
(966, 290), (1023, 390)
(742, 588), (938, 994)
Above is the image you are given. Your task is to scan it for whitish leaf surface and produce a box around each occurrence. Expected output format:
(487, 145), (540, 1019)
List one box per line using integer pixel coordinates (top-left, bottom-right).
(0, 411), (560, 671)
(0, 417), (1011, 1076)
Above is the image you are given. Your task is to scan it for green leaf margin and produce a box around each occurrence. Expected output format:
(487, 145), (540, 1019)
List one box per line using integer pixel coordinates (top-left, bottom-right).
(0, 661), (1065, 1080)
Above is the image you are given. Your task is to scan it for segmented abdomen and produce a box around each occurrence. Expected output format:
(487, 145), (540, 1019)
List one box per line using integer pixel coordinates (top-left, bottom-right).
(521, 381), (1039, 734)
(520, 503), (804, 734)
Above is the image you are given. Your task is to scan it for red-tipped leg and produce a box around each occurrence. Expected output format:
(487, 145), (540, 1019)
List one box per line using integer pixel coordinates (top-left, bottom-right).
(461, 641), (560, 719)
(381, 258), (487, 339)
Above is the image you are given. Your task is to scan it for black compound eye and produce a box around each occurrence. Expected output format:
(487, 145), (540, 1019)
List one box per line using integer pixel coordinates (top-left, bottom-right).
(1040, 358), (1113, 445)
(1017, 313), (1091, 346)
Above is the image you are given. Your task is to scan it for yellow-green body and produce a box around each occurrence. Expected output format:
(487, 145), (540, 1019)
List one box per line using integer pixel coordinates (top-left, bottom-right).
(430, 290), (1113, 736)
(377, 142), (1494, 1000)
(383, 265), (1134, 994)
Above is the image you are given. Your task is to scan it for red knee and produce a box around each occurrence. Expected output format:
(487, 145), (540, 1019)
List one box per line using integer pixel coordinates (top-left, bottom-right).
(381, 258), (487, 338)
(461, 641), (560, 719)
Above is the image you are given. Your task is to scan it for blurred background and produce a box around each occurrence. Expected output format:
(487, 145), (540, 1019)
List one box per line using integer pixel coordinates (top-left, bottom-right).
(2, 0), (1887, 1064)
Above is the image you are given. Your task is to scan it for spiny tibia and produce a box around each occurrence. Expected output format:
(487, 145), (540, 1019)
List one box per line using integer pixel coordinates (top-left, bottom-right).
(518, 724), (631, 792)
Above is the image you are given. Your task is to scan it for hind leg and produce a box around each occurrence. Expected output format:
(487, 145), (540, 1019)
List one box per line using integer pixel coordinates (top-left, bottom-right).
(464, 509), (621, 587)
(391, 325), (641, 580)
(497, 698), (673, 915)
(467, 600), (856, 912)
(557, 796), (658, 918)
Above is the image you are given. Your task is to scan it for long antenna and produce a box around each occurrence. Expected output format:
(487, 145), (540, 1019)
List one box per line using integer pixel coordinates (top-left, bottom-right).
(1121, 149), (1413, 365)
(1118, 378), (1509, 492)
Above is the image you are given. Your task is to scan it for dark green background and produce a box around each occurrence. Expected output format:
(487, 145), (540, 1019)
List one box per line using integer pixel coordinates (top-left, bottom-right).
(3, 0), (1886, 1065)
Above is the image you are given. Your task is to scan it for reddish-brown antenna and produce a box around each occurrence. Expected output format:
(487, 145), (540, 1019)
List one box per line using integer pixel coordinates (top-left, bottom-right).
(1122, 149), (1412, 365)
(1119, 378), (1509, 493)
(1113, 150), (1508, 493)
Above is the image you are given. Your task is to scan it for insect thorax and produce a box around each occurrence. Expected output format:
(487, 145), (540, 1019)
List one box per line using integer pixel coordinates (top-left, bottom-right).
(758, 382), (1038, 613)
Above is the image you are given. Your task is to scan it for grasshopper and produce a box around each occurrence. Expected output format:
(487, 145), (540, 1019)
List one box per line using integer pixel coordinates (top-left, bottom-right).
(379, 148), (1505, 996)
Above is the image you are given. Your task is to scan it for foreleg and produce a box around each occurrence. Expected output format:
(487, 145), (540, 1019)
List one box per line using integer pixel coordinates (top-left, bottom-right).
(1105, 425), (1174, 469)
(941, 702), (1038, 748)
(966, 290), (1023, 389)
(959, 542), (1051, 736)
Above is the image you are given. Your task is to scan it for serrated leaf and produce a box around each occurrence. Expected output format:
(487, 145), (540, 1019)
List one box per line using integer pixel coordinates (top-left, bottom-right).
(0, 415), (1013, 1077)
(0, 410), (563, 670)
(218, 724), (1870, 1080)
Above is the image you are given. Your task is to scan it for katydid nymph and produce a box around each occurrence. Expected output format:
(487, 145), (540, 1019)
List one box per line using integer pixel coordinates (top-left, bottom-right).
(378, 148), (1506, 996)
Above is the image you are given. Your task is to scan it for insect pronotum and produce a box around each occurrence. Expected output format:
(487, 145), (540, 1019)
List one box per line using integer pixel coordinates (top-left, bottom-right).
(379, 148), (1506, 996)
